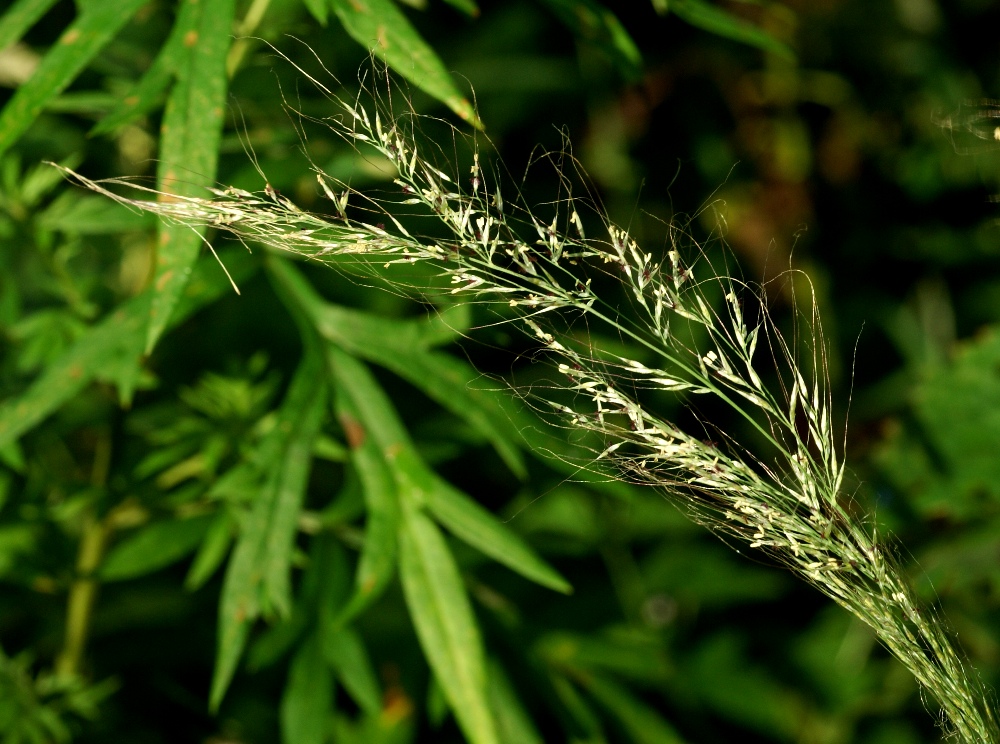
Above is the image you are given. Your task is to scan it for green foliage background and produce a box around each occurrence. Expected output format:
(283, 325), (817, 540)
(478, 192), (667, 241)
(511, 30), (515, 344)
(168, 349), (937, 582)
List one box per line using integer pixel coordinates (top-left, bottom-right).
(1, 0), (999, 742)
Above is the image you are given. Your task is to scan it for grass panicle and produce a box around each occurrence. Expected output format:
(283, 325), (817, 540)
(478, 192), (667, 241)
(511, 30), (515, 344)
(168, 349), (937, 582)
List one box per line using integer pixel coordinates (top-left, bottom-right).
(56, 67), (999, 743)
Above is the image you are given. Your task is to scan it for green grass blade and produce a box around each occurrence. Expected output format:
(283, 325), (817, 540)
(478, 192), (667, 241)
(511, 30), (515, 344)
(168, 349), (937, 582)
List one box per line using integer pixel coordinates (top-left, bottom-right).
(398, 504), (498, 744)
(329, 0), (482, 128)
(0, 0), (149, 158)
(281, 632), (334, 744)
(333, 382), (400, 626)
(537, 0), (642, 80)
(90, 0), (200, 136)
(100, 514), (215, 582)
(0, 0), (60, 58)
(148, 0), (235, 353)
(422, 477), (572, 594)
(322, 625), (382, 716)
(670, 0), (794, 60)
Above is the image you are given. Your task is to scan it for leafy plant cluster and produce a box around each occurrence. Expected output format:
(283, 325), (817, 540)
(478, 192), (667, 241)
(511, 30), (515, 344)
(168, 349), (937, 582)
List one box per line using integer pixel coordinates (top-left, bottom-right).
(2, 1), (1000, 744)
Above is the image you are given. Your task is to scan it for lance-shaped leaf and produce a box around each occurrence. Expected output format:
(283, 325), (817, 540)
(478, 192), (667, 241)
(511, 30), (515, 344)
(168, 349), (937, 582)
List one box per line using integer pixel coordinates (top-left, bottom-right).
(398, 503), (498, 744)
(148, 0), (236, 353)
(333, 387), (401, 625)
(90, 0), (200, 136)
(538, 0), (642, 80)
(330, 0), (482, 128)
(210, 344), (326, 710)
(281, 631), (334, 744)
(328, 347), (568, 593)
(668, 0), (794, 60)
(269, 258), (526, 478)
(0, 0), (149, 157)
(100, 514), (215, 582)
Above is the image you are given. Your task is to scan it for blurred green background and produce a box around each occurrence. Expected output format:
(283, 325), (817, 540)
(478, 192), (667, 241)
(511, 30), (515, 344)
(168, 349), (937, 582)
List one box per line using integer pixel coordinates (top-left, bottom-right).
(1, 0), (1000, 742)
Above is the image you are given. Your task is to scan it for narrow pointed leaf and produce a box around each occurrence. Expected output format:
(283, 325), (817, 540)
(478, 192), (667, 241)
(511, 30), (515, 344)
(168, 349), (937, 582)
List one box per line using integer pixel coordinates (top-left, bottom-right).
(281, 632), (334, 744)
(329, 347), (566, 592)
(538, 0), (642, 80)
(90, 0), (201, 136)
(334, 387), (400, 625)
(398, 505), (498, 744)
(148, 0), (236, 353)
(670, 0), (794, 60)
(270, 259), (525, 478)
(0, 0), (149, 157)
(100, 514), (215, 581)
(487, 659), (544, 744)
(330, 0), (482, 127)
(423, 478), (571, 594)
(323, 625), (382, 716)
(185, 510), (234, 590)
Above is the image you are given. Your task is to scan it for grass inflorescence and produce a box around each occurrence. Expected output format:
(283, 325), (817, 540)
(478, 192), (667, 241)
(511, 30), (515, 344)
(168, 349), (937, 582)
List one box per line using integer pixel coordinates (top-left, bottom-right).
(57, 64), (999, 742)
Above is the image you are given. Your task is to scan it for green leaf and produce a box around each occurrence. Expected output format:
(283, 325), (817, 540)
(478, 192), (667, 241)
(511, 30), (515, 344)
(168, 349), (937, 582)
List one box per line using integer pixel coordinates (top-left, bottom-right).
(0, 246), (257, 451)
(670, 0), (794, 60)
(269, 259), (526, 478)
(89, 0), (199, 136)
(398, 504), (498, 744)
(322, 625), (382, 716)
(184, 510), (234, 590)
(441, 0), (480, 16)
(333, 386), (400, 625)
(423, 478), (571, 594)
(301, 0), (329, 25)
(328, 346), (568, 593)
(281, 632), (334, 744)
(329, 0), (482, 128)
(148, 0), (236, 353)
(0, 0), (60, 51)
(100, 514), (215, 581)
(210, 345), (326, 710)
(0, 0), (150, 158)
(576, 672), (686, 744)
(538, 0), (642, 80)
(487, 659), (544, 744)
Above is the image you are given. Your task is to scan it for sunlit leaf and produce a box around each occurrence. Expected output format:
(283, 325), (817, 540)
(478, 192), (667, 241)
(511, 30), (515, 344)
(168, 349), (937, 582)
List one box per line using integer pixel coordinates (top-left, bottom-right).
(329, 0), (482, 127)
(398, 503), (498, 744)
